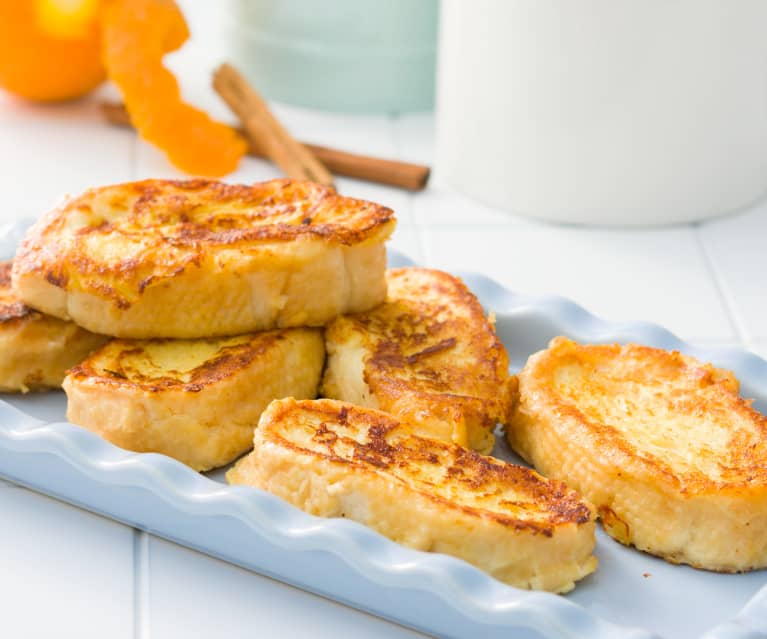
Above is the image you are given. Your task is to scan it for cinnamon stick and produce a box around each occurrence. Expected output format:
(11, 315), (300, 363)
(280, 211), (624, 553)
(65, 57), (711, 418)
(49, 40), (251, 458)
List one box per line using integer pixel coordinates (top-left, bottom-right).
(100, 102), (431, 192)
(213, 63), (334, 187)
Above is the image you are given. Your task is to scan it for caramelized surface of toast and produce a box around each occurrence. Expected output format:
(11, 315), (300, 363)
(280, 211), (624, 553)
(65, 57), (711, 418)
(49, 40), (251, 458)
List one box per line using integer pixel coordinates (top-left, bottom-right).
(228, 398), (597, 593)
(322, 268), (512, 453)
(14, 179), (394, 338)
(64, 329), (325, 470)
(507, 337), (767, 571)
(0, 261), (33, 323)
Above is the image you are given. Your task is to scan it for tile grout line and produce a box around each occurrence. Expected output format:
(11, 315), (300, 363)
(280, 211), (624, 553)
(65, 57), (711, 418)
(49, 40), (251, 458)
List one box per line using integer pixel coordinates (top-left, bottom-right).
(133, 529), (150, 639)
(693, 224), (750, 347)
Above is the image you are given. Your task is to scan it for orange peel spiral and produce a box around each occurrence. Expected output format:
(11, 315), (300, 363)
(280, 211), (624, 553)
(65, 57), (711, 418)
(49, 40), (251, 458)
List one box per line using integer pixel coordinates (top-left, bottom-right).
(100, 0), (247, 176)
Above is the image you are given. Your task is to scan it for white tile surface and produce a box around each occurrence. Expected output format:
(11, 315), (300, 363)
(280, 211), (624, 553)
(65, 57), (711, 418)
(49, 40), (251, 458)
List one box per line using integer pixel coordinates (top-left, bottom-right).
(389, 223), (424, 263)
(0, 484), (134, 639)
(413, 187), (539, 227)
(146, 536), (426, 638)
(394, 112), (434, 165)
(274, 105), (398, 159)
(699, 200), (767, 341)
(422, 226), (735, 341)
(0, 94), (133, 220)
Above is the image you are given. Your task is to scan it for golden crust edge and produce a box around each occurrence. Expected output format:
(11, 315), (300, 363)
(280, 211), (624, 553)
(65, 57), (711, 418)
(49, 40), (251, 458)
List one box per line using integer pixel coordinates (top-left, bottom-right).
(228, 398), (598, 592)
(63, 331), (326, 471)
(505, 338), (767, 572)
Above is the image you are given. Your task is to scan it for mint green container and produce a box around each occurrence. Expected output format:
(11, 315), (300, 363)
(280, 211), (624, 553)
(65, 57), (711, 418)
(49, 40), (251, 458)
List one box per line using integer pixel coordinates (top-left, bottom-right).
(222, 0), (438, 113)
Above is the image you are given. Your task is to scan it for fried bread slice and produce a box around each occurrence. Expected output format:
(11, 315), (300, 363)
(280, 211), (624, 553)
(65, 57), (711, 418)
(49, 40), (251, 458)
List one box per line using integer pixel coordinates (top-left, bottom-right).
(507, 337), (767, 572)
(227, 398), (597, 592)
(63, 329), (325, 471)
(0, 260), (106, 392)
(13, 178), (395, 338)
(321, 267), (513, 454)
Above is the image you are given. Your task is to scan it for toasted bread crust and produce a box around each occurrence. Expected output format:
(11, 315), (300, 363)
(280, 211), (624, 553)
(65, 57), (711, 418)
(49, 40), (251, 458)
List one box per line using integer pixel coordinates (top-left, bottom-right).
(0, 261), (106, 392)
(64, 329), (325, 471)
(322, 268), (513, 453)
(228, 398), (597, 592)
(67, 331), (299, 393)
(13, 179), (395, 338)
(507, 337), (767, 571)
(0, 262), (33, 322)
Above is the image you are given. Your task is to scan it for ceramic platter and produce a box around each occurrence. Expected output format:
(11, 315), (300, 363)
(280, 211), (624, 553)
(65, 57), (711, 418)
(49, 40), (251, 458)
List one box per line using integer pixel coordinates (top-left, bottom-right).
(0, 221), (765, 639)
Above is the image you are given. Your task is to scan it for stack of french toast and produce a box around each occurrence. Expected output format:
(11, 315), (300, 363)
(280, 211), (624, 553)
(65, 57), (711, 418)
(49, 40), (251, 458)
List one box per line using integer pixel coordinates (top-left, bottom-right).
(3, 178), (766, 594)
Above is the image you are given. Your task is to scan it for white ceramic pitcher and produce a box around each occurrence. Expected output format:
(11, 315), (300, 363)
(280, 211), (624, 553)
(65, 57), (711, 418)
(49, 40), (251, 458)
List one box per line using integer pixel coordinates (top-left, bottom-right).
(436, 0), (767, 226)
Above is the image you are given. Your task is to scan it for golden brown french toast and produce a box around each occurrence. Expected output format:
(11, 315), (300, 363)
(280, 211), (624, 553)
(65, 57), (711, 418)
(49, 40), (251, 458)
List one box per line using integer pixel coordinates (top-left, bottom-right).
(507, 336), (767, 572)
(63, 329), (325, 471)
(321, 268), (513, 454)
(227, 398), (598, 592)
(13, 178), (395, 338)
(0, 261), (106, 392)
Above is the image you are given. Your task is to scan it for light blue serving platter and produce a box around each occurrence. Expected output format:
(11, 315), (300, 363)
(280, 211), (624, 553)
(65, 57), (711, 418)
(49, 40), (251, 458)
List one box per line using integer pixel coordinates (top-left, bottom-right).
(0, 222), (765, 639)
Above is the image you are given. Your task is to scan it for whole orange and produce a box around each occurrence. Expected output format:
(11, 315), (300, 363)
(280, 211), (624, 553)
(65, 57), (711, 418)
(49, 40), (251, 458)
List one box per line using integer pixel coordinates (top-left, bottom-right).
(0, 0), (105, 102)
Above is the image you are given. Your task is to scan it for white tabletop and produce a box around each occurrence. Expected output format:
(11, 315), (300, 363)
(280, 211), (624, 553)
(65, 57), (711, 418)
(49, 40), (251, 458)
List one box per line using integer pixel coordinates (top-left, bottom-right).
(1, 5), (765, 638)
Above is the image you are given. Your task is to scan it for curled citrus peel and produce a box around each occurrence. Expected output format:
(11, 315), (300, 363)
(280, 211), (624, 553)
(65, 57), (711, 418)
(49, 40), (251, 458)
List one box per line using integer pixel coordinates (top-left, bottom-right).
(0, 0), (247, 176)
(100, 0), (247, 177)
